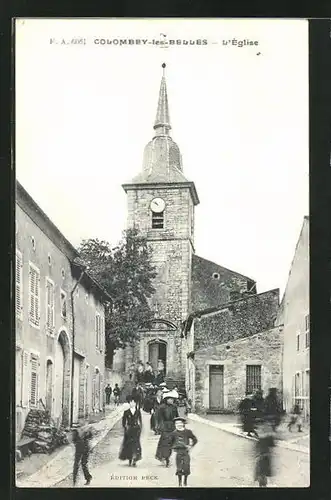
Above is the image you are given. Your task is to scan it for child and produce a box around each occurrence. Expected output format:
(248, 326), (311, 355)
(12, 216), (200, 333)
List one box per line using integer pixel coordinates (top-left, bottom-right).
(287, 404), (303, 432)
(170, 417), (198, 487)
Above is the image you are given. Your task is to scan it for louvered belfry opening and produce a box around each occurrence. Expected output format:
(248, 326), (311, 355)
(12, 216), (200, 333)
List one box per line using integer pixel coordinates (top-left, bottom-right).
(152, 210), (164, 229)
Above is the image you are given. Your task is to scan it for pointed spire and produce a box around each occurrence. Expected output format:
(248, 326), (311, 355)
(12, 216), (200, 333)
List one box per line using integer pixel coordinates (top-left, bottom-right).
(154, 63), (171, 136)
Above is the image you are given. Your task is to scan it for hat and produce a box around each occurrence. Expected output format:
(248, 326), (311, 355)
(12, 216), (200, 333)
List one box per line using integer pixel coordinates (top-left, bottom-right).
(160, 382), (167, 387)
(163, 390), (179, 400)
(173, 417), (186, 424)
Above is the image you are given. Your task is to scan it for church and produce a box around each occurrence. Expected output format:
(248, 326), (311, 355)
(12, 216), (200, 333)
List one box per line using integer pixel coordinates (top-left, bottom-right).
(116, 64), (282, 409)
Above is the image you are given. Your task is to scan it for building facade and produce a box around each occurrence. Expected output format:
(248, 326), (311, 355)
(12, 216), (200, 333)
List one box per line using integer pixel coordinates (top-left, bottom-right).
(15, 182), (109, 439)
(275, 216), (310, 418)
(121, 66), (261, 385)
(185, 289), (282, 412)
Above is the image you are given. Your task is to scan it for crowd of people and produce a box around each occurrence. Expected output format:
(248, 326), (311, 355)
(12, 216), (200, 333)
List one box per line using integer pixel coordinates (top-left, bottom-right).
(118, 383), (197, 487)
(71, 374), (299, 488)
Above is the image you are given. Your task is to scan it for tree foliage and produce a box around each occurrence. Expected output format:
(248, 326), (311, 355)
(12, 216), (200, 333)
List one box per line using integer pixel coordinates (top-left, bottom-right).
(77, 228), (157, 365)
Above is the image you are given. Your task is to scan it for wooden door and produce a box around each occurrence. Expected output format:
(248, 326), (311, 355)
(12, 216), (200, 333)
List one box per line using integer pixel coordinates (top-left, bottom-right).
(209, 365), (224, 410)
(149, 343), (159, 372)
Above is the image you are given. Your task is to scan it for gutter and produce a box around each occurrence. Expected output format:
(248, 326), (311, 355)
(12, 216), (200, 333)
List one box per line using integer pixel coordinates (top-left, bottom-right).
(69, 266), (86, 426)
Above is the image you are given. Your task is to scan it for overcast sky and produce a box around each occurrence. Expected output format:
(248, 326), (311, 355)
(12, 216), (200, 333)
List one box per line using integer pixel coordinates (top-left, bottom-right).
(16, 18), (309, 296)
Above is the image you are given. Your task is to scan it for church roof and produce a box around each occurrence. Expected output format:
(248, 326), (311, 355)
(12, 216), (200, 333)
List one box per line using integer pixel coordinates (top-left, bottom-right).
(123, 64), (198, 204)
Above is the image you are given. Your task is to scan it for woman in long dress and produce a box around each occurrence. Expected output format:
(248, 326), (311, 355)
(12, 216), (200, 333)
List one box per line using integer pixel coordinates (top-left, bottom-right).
(155, 391), (179, 466)
(150, 388), (163, 434)
(119, 396), (142, 467)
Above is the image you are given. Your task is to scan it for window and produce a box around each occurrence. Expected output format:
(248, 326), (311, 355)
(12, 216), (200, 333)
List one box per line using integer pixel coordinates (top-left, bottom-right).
(60, 290), (67, 319)
(22, 350), (30, 408)
(246, 365), (261, 394)
(31, 236), (36, 250)
(295, 372), (301, 397)
(305, 314), (310, 348)
(305, 370), (310, 397)
(46, 278), (55, 332)
(30, 354), (39, 407)
(48, 254), (52, 266)
(296, 333), (300, 351)
(152, 211), (164, 229)
(95, 313), (101, 349)
(16, 250), (23, 319)
(29, 263), (40, 327)
(212, 273), (220, 280)
(61, 268), (65, 279)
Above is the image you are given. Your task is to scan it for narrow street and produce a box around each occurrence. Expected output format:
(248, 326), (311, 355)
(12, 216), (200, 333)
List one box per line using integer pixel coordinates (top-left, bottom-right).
(55, 410), (309, 488)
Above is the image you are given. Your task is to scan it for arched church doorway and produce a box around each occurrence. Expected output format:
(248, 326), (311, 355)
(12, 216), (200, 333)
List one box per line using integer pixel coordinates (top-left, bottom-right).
(45, 359), (53, 414)
(148, 340), (167, 374)
(54, 330), (70, 426)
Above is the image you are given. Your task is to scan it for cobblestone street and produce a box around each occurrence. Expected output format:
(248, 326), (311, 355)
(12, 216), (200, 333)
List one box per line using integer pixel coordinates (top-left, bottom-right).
(55, 411), (309, 488)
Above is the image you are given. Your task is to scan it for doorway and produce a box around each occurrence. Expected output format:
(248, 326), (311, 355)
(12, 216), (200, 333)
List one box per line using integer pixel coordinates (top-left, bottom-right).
(46, 360), (53, 414)
(72, 355), (81, 423)
(54, 338), (65, 425)
(148, 340), (167, 374)
(209, 365), (224, 410)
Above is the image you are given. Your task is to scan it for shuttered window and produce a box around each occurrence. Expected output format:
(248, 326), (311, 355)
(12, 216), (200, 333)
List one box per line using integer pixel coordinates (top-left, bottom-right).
(95, 313), (101, 349)
(152, 211), (164, 229)
(305, 314), (310, 348)
(16, 250), (23, 319)
(46, 279), (55, 332)
(30, 354), (39, 407)
(246, 365), (261, 395)
(22, 351), (30, 407)
(60, 290), (67, 319)
(29, 264), (40, 327)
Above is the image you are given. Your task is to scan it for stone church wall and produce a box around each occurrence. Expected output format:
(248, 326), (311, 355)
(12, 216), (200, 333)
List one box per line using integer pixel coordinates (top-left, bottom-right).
(194, 289), (279, 350)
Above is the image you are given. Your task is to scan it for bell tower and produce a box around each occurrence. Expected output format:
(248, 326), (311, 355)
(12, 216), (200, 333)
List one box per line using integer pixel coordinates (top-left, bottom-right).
(122, 64), (199, 381)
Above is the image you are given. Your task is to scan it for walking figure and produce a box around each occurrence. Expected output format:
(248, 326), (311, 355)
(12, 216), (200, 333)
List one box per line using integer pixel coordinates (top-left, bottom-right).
(105, 384), (112, 405)
(238, 394), (259, 438)
(254, 418), (275, 487)
(119, 396), (142, 467)
(155, 390), (179, 467)
(113, 383), (121, 406)
(72, 424), (94, 486)
(170, 417), (198, 487)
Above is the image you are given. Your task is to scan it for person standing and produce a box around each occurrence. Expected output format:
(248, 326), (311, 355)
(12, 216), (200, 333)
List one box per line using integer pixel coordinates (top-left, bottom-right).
(144, 362), (154, 383)
(155, 390), (179, 467)
(151, 388), (163, 434)
(136, 361), (145, 384)
(113, 383), (121, 406)
(105, 384), (112, 405)
(132, 382), (144, 411)
(264, 388), (283, 431)
(170, 417), (198, 487)
(119, 396), (142, 467)
(238, 394), (258, 438)
(72, 424), (94, 486)
(288, 404), (303, 432)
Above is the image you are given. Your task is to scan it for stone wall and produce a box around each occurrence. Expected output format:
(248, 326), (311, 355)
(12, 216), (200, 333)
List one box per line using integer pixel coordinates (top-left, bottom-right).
(191, 255), (256, 312)
(194, 289), (279, 350)
(193, 326), (283, 413)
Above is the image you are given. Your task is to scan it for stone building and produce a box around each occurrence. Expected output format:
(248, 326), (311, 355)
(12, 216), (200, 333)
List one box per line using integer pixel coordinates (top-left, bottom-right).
(121, 65), (260, 385)
(184, 289), (282, 412)
(275, 216), (309, 418)
(15, 181), (110, 439)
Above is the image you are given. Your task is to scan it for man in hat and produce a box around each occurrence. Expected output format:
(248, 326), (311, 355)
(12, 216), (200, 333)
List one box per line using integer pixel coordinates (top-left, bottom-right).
(170, 417), (198, 487)
(155, 390), (179, 466)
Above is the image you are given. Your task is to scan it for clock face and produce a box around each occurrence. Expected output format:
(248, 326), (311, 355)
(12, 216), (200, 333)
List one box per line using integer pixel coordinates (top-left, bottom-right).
(150, 197), (165, 213)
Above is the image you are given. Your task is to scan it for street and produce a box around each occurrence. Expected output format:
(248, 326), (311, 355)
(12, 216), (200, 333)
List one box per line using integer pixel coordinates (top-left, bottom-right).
(55, 410), (309, 488)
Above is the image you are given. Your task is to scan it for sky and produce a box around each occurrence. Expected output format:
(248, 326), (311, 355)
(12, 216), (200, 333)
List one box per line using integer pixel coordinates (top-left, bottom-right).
(15, 18), (309, 297)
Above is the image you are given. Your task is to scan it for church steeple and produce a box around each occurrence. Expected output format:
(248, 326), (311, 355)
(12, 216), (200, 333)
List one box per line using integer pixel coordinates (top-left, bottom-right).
(154, 63), (171, 137)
